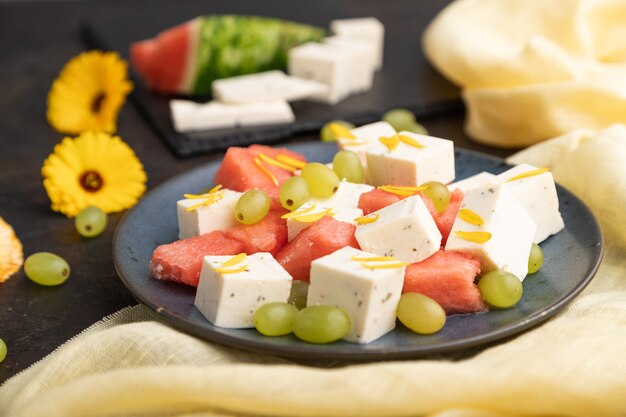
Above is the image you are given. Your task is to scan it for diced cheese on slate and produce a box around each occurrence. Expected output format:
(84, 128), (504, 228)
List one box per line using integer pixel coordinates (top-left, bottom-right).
(445, 184), (536, 280)
(322, 37), (376, 92)
(212, 70), (329, 104)
(194, 253), (292, 329)
(355, 195), (441, 263)
(287, 202), (363, 241)
(288, 42), (372, 104)
(492, 164), (565, 243)
(324, 36), (378, 73)
(308, 246), (405, 343)
(170, 99), (294, 132)
(177, 189), (242, 239)
(365, 131), (455, 187)
(449, 172), (495, 193)
(330, 18), (384, 69)
(309, 181), (374, 210)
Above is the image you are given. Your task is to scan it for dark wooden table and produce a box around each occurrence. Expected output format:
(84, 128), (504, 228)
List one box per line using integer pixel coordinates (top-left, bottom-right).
(0, 0), (513, 383)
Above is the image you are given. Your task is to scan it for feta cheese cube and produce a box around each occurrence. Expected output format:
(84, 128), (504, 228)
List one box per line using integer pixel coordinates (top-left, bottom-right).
(324, 36), (378, 74)
(445, 184), (536, 280)
(355, 195), (441, 263)
(309, 181), (374, 210)
(287, 202), (363, 241)
(308, 246), (405, 343)
(492, 164), (565, 243)
(330, 18), (384, 69)
(449, 172), (495, 193)
(177, 189), (242, 239)
(194, 253), (292, 329)
(170, 99), (294, 132)
(337, 121), (397, 161)
(212, 70), (329, 104)
(365, 131), (455, 187)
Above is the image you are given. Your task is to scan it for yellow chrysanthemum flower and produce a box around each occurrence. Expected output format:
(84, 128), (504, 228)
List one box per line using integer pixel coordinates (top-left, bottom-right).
(47, 50), (133, 134)
(42, 131), (147, 217)
(0, 216), (23, 283)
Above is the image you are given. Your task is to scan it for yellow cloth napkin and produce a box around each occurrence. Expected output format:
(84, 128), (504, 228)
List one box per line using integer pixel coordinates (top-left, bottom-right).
(1, 126), (625, 417)
(423, 0), (626, 147)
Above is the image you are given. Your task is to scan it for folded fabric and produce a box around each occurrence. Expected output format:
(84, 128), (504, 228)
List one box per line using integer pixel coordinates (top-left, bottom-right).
(2, 127), (626, 416)
(423, 0), (626, 147)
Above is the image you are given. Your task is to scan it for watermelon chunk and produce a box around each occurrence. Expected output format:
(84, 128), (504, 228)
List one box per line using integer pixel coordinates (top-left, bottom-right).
(154, 20), (195, 93)
(275, 216), (359, 281)
(403, 250), (486, 315)
(130, 39), (159, 89)
(149, 230), (244, 287)
(225, 210), (288, 256)
(358, 189), (401, 215)
(421, 189), (464, 246)
(214, 145), (306, 210)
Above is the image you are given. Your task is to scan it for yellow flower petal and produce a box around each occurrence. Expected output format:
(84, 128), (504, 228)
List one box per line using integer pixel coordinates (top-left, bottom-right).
(0, 216), (23, 283)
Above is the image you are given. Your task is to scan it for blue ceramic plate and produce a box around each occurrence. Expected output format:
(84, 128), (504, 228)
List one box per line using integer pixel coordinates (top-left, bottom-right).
(113, 142), (603, 360)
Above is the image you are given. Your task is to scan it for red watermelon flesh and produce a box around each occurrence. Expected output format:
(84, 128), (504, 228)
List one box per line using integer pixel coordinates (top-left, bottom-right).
(214, 145), (306, 210)
(225, 210), (288, 256)
(275, 216), (360, 282)
(149, 230), (244, 287)
(358, 189), (401, 215)
(420, 189), (464, 246)
(153, 21), (193, 93)
(130, 39), (159, 89)
(403, 250), (486, 315)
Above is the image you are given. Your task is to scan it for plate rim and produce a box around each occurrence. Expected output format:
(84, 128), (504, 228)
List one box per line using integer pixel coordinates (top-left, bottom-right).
(112, 143), (604, 361)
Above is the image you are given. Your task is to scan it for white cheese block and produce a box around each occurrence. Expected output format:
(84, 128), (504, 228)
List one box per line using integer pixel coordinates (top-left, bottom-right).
(194, 253), (292, 329)
(355, 195), (441, 263)
(337, 121), (397, 169)
(170, 99), (294, 132)
(365, 131), (455, 187)
(287, 203), (363, 242)
(324, 36), (378, 73)
(212, 70), (329, 104)
(308, 246), (405, 343)
(492, 164), (565, 243)
(176, 189), (242, 239)
(309, 181), (374, 210)
(445, 184), (536, 280)
(322, 36), (376, 92)
(449, 172), (495, 193)
(330, 18), (384, 69)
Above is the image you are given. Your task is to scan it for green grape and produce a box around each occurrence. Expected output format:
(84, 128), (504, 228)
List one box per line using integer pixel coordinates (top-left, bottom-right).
(421, 181), (450, 213)
(24, 252), (70, 286)
(478, 270), (523, 309)
(382, 108), (416, 131)
(0, 338), (6, 364)
(528, 243), (544, 275)
(254, 302), (298, 336)
(288, 280), (309, 310)
(332, 150), (365, 184)
(234, 190), (270, 224)
(75, 206), (108, 238)
(402, 122), (429, 135)
(300, 163), (340, 198)
(396, 292), (446, 335)
(279, 176), (310, 211)
(320, 120), (355, 142)
(293, 305), (351, 344)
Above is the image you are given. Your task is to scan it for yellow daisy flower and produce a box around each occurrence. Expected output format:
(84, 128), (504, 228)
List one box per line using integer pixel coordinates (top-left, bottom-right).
(42, 131), (147, 217)
(47, 51), (133, 134)
(0, 216), (23, 283)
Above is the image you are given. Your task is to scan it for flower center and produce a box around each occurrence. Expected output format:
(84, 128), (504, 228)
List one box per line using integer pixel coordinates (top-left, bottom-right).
(79, 171), (104, 192)
(91, 92), (106, 114)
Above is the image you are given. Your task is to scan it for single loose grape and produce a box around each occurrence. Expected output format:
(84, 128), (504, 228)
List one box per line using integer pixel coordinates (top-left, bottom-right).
(333, 150), (365, 183)
(300, 163), (340, 198)
(0, 339), (6, 364)
(234, 190), (270, 225)
(421, 181), (450, 213)
(75, 206), (108, 238)
(382, 108), (416, 131)
(254, 302), (299, 336)
(288, 280), (309, 310)
(320, 120), (355, 142)
(402, 122), (429, 135)
(396, 292), (446, 334)
(279, 176), (310, 211)
(478, 270), (523, 309)
(293, 305), (351, 344)
(24, 252), (70, 286)
(528, 243), (544, 275)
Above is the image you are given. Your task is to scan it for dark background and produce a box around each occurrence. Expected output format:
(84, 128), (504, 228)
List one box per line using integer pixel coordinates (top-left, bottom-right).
(0, 0), (513, 383)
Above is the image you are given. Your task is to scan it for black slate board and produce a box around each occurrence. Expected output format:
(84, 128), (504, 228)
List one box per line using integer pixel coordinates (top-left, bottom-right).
(83, 0), (460, 157)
